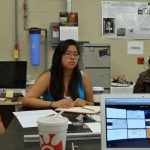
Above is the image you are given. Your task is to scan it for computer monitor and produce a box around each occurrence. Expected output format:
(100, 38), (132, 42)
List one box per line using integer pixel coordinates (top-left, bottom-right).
(0, 61), (27, 93)
(101, 94), (150, 150)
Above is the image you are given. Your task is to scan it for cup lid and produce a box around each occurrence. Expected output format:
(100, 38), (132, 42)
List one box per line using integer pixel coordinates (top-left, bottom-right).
(37, 116), (68, 126)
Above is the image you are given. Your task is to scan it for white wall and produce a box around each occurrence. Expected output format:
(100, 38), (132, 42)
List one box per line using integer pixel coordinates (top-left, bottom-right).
(0, 0), (150, 82)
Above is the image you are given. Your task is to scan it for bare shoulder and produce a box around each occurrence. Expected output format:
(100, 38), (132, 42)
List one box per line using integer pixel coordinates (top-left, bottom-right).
(25, 72), (51, 97)
(41, 72), (50, 79)
(35, 72), (50, 85)
(81, 71), (93, 102)
(82, 71), (90, 79)
(81, 71), (91, 83)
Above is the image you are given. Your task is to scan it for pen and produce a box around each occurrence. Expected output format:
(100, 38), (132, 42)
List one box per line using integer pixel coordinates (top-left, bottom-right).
(81, 107), (95, 112)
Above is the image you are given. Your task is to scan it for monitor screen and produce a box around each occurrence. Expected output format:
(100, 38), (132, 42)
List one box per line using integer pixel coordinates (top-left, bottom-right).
(105, 98), (150, 148)
(101, 94), (150, 150)
(0, 61), (27, 89)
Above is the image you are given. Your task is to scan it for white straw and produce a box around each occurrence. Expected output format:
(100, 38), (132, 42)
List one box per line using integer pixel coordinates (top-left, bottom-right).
(55, 110), (65, 117)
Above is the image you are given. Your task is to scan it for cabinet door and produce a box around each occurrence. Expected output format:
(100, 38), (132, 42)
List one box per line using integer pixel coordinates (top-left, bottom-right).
(84, 46), (110, 67)
(84, 68), (110, 88)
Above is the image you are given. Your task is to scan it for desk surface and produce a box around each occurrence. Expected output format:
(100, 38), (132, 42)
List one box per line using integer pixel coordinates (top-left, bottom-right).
(0, 99), (22, 105)
(0, 133), (100, 150)
(0, 113), (101, 150)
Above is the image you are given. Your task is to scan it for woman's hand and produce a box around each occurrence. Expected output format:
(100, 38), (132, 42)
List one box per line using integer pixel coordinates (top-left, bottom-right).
(86, 101), (94, 106)
(51, 99), (74, 108)
(74, 98), (87, 107)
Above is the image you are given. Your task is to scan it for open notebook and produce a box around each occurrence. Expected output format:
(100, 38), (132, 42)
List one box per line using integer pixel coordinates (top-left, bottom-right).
(101, 94), (150, 150)
(55, 105), (100, 114)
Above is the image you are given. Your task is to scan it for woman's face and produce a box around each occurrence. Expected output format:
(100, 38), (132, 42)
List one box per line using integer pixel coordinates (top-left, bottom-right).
(61, 45), (79, 70)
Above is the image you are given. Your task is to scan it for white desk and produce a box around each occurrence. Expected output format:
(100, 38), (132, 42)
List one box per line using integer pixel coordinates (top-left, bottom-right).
(110, 84), (134, 94)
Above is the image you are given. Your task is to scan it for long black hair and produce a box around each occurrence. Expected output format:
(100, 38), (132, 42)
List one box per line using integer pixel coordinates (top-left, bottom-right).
(50, 39), (82, 100)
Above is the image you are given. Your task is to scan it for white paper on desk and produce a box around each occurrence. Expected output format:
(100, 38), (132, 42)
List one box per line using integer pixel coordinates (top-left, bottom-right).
(13, 110), (72, 128)
(87, 113), (101, 122)
(13, 110), (57, 128)
(16, 116), (44, 128)
(84, 122), (101, 133)
(13, 109), (56, 117)
(0, 98), (6, 101)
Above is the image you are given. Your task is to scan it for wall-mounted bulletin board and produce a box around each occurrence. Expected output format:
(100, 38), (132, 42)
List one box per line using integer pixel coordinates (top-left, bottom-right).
(102, 1), (150, 39)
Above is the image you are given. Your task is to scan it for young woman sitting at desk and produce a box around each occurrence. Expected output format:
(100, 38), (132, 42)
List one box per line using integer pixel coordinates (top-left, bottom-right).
(22, 39), (94, 109)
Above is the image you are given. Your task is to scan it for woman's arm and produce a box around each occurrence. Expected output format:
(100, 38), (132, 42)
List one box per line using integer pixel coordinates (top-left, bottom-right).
(82, 72), (94, 103)
(22, 72), (74, 109)
(22, 72), (52, 109)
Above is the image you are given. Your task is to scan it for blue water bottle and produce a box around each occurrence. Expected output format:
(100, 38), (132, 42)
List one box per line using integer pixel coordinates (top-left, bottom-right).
(29, 27), (41, 66)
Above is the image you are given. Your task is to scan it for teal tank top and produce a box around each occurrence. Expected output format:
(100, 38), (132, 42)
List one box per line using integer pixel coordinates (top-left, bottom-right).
(42, 72), (85, 101)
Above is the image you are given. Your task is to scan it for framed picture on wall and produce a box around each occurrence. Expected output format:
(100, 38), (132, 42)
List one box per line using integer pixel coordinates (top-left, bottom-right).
(59, 12), (78, 26)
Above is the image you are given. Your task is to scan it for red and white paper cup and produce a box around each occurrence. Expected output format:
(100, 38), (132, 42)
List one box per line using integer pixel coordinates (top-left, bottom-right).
(37, 116), (68, 150)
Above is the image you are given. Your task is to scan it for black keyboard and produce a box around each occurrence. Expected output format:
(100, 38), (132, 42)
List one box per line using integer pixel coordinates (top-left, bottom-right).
(13, 93), (23, 98)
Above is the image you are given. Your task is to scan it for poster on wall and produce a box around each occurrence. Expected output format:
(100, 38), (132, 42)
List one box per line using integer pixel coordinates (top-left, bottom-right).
(59, 12), (78, 26)
(102, 1), (150, 39)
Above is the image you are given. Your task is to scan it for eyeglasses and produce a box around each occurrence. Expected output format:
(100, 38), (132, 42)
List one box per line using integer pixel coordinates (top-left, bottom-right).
(64, 52), (79, 59)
